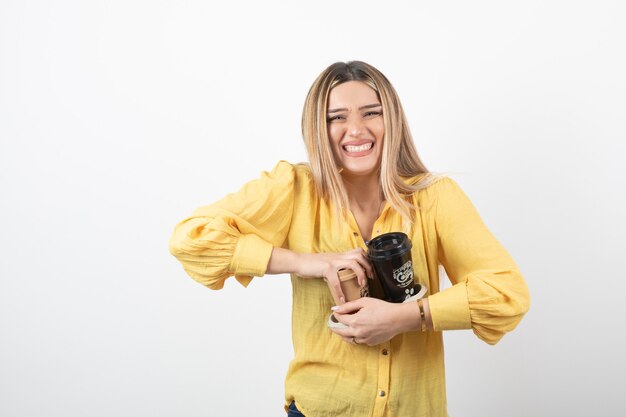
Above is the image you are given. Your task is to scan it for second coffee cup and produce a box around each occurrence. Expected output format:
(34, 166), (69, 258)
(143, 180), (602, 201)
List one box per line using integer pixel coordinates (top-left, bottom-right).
(327, 268), (369, 306)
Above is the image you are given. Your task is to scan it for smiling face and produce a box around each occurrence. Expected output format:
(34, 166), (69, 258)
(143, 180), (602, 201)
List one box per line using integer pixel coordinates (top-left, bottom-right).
(326, 80), (384, 179)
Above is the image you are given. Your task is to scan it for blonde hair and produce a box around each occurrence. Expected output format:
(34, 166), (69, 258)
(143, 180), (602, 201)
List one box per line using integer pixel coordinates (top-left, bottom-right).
(301, 61), (438, 227)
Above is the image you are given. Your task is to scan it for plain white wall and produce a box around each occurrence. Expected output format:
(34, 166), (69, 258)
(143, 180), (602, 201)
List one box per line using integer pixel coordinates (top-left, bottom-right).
(1, 1), (625, 416)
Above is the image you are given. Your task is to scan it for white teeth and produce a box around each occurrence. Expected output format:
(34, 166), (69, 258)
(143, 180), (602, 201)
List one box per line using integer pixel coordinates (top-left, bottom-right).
(344, 143), (373, 152)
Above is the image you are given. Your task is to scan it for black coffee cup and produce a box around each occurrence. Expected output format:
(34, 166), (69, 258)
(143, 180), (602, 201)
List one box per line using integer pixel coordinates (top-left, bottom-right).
(367, 232), (420, 303)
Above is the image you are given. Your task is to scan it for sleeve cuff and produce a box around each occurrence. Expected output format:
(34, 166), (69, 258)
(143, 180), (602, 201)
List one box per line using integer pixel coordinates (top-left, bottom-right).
(230, 233), (274, 278)
(428, 282), (472, 331)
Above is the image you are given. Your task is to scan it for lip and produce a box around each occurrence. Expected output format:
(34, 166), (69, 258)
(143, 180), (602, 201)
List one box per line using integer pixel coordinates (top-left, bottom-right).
(341, 139), (375, 157)
(342, 139), (374, 147)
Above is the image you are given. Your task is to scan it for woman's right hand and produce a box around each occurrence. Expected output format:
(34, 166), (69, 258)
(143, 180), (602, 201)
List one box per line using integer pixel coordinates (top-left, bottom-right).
(268, 247), (373, 304)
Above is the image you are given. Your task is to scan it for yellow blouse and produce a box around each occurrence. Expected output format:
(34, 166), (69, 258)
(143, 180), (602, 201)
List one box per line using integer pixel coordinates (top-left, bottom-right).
(169, 161), (530, 417)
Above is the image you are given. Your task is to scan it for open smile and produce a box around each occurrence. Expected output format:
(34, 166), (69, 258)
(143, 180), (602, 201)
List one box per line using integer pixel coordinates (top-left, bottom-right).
(343, 143), (373, 152)
(341, 140), (375, 156)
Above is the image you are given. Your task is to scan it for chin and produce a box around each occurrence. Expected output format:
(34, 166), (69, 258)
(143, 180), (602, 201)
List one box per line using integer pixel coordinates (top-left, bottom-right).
(340, 160), (380, 177)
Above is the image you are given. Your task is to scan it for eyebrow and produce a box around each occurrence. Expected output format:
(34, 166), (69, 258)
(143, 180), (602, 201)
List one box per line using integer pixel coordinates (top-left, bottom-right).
(327, 103), (382, 113)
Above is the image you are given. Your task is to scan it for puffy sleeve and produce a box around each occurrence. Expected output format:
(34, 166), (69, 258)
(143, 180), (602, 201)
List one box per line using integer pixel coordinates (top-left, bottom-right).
(426, 178), (530, 345)
(168, 161), (295, 290)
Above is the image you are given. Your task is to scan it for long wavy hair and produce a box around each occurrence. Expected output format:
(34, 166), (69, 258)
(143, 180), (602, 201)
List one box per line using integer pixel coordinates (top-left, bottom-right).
(301, 61), (438, 227)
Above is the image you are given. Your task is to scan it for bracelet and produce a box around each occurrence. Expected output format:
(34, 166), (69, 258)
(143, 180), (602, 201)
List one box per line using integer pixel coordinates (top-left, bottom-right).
(418, 300), (427, 332)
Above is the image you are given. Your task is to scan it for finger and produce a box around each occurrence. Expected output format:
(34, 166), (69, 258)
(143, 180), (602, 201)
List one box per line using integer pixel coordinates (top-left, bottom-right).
(345, 249), (373, 286)
(334, 333), (360, 345)
(330, 326), (365, 346)
(345, 336), (362, 345)
(352, 261), (366, 288)
(346, 260), (368, 288)
(332, 298), (365, 315)
(345, 247), (366, 260)
(329, 324), (353, 338)
(359, 252), (374, 278)
(355, 253), (374, 284)
(346, 247), (367, 259)
(340, 253), (365, 287)
(326, 272), (346, 304)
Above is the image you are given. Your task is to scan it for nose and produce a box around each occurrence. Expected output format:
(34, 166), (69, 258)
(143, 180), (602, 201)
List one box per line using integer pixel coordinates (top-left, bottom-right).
(347, 117), (365, 137)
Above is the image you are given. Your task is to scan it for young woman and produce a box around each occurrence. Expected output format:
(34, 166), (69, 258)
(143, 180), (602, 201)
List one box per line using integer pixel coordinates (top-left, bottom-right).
(169, 61), (530, 417)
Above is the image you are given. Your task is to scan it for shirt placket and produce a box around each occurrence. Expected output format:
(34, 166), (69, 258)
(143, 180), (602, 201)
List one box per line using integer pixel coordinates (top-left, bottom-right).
(371, 342), (391, 417)
(348, 203), (388, 246)
(370, 215), (390, 417)
(349, 214), (392, 417)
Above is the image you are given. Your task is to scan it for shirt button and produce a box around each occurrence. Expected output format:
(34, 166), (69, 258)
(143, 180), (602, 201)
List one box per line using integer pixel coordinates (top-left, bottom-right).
(382, 349), (388, 355)
(379, 390), (386, 397)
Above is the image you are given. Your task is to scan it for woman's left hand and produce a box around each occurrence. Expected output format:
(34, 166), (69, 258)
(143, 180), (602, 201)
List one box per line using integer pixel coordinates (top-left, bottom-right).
(330, 297), (418, 346)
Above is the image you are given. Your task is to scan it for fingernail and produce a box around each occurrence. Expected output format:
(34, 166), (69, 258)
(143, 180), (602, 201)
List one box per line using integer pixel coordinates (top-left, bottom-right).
(331, 306), (340, 311)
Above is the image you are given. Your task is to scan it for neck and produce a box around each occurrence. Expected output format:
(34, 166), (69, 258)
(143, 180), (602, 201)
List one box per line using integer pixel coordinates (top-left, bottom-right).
(341, 172), (383, 211)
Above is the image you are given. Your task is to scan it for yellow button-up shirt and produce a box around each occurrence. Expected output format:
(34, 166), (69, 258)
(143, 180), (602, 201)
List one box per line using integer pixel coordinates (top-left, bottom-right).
(169, 161), (530, 417)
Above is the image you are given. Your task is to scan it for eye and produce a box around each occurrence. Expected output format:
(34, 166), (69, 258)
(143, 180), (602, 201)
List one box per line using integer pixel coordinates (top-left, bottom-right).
(327, 115), (346, 122)
(363, 111), (382, 118)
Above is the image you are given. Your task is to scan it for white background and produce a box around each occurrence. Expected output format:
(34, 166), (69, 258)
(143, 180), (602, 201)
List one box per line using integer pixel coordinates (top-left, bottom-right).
(1, 1), (625, 416)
